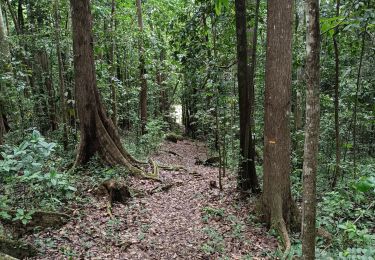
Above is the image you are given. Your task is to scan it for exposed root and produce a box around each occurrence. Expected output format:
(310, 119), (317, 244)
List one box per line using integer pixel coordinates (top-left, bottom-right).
(159, 164), (187, 171)
(0, 252), (18, 260)
(277, 220), (291, 259)
(107, 201), (113, 218)
(150, 159), (159, 178)
(150, 183), (174, 194)
(98, 180), (132, 217)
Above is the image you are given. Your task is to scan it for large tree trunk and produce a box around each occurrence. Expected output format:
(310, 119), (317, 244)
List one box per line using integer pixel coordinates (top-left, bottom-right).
(331, 0), (341, 188)
(235, 0), (259, 193)
(262, 0), (294, 254)
(70, 0), (156, 179)
(301, 0), (320, 257)
(136, 0), (147, 135)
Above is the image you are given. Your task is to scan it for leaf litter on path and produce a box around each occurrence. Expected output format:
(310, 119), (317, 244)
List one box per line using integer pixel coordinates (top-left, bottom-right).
(26, 140), (277, 259)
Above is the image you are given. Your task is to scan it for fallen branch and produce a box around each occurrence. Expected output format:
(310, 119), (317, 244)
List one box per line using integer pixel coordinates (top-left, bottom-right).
(150, 183), (174, 194)
(159, 164), (187, 172)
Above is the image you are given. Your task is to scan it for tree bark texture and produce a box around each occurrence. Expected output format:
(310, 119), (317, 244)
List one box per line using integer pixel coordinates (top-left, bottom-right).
(54, 0), (68, 149)
(262, 0), (294, 253)
(353, 29), (366, 177)
(109, 0), (117, 126)
(70, 0), (155, 179)
(235, 0), (259, 193)
(331, 0), (341, 188)
(0, 2), (10, 145)
(248, 0), (260, 130)
(39, 51), (58, 131)
(302, 0), (321, 258)
(136, 0), (147, 134)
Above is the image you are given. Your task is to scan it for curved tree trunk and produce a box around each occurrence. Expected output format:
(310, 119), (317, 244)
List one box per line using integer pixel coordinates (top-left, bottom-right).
(70, 0), (155, 179)
(262, 0), (295, 255)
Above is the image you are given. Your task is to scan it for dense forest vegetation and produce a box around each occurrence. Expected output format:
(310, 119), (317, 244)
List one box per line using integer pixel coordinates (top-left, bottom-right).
(0, 0), (374, 259)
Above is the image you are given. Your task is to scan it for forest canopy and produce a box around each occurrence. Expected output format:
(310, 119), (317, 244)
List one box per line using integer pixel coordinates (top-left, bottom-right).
(0, 0), (374, 259)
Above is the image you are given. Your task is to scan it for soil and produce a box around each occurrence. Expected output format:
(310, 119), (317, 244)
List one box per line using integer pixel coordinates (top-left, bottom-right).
(25, 140), (277, 259)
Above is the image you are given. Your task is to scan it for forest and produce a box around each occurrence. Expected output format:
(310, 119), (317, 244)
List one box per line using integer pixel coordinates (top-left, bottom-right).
(0, 0), (374, 259)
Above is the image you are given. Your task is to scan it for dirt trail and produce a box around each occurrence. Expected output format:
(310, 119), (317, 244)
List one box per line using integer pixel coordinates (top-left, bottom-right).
(27, 140), (276, 259)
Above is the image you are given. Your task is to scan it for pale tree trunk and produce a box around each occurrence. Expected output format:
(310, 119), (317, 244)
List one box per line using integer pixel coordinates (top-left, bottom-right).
(331, 0), (341, 188)
(136, 0), (147, 134)
(235, 0), (260, 193)
(262, 0), (295, 256)
(54, 0), (68, 149)
(301, 0), (321, 257)
(70, 0), (157, 179)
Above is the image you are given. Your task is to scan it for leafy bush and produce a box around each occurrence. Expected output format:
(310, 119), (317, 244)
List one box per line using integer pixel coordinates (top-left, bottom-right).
(139, 119), (168, 155)
(0, 130), (76, 212)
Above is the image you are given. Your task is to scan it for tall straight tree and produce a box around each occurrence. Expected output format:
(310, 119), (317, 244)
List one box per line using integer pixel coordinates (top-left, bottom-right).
(69, 0), (154, 179)
(331, 0), (341, 188)
(234, 0), (259, 193)
(248, 0), (260, 129)
(54, 0), (68, 150)
(0, 2), (10, 145)
(136, 0), (147, 134)
(109, 0), (117, 126)
(262, 0), (294, 254)
(301, 0), (321, 257)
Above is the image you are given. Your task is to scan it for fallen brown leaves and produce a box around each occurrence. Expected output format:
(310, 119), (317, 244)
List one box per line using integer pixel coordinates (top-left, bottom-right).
(25, 140), (277, 259)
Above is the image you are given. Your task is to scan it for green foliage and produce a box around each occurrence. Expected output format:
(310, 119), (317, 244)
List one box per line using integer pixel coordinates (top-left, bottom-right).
(202, 207), (225, 222)
(12, 208), (34, 225)
(0, 130), (76, 211)
(139, 119), (168, 155)
(0, 130), (56, 179)
(201, 227), (225, 255)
